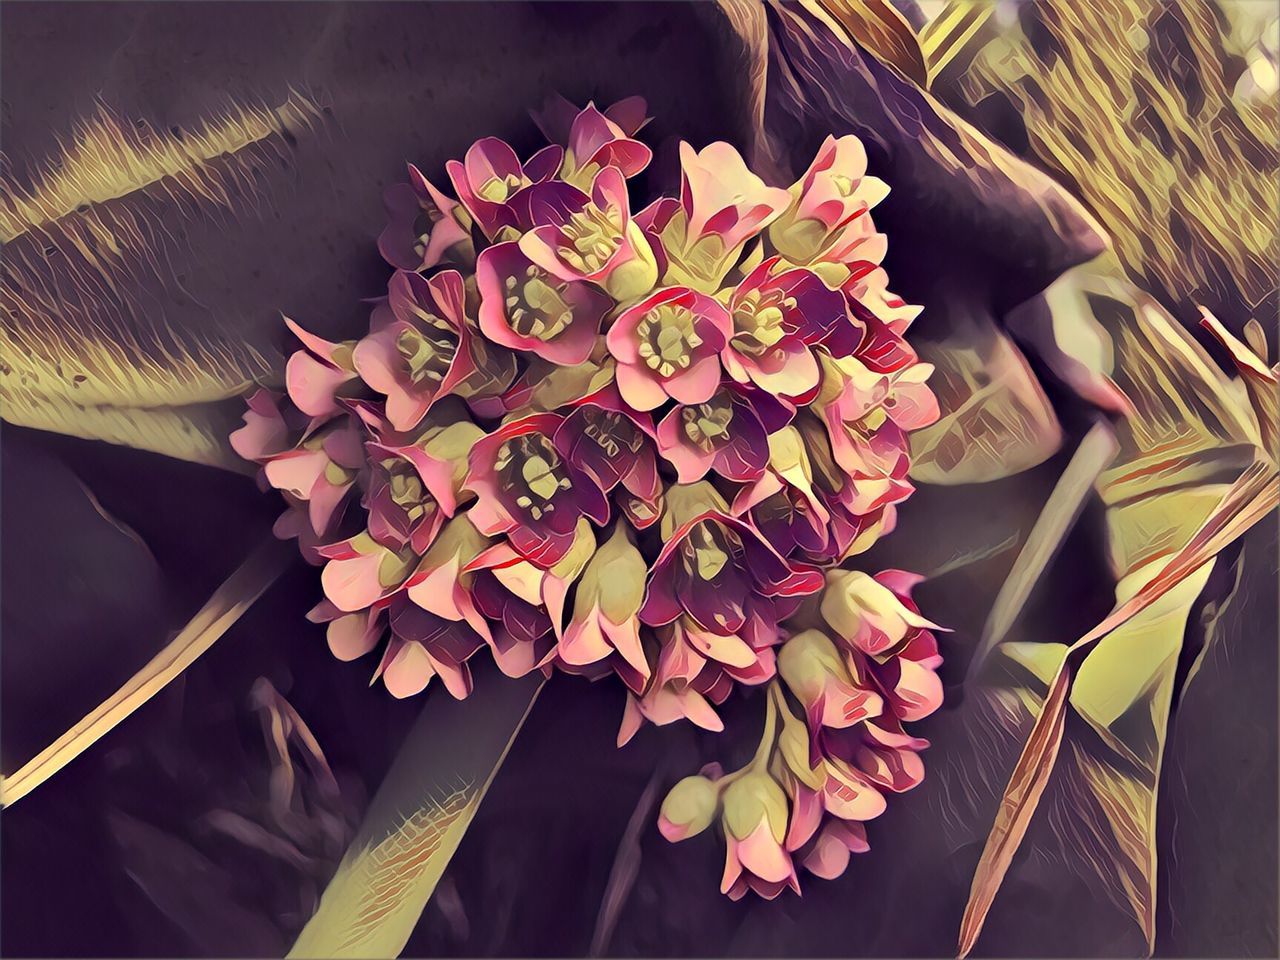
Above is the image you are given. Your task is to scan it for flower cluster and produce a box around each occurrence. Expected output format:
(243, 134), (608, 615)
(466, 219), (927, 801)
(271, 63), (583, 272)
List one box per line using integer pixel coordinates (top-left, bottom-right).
(232, 96), (941, 897)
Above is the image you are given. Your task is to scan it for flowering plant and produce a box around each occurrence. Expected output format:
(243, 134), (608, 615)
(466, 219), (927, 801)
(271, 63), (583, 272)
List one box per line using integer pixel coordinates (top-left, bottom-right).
(233, 96), (943, 899)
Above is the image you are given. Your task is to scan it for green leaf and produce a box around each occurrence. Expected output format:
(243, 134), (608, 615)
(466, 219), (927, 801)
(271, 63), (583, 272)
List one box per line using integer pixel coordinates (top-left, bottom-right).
(288, 672), (544, 959)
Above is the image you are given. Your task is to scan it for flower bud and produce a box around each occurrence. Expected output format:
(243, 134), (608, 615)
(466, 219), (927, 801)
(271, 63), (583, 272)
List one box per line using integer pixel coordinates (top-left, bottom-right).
(778, 629), (881, 730)
(821, 569), (937, 656)
(658, 775), (720, 842)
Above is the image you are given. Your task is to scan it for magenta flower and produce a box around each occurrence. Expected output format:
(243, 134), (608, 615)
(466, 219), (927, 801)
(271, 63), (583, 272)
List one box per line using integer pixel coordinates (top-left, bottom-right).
(769, 134), (890, 267)
(813, 353), (939, 481)
(465, 413), (610, 565)
(476, 241), (612, 366)
(553, 387), (662, 511)
(362, 442), (453, 557)
(641, 142), (791, 292)
(375, 592), (487, 699)
(378, 162), (475, 272)
(353, 270), (478, 431)
(722, 257), (850, 397)
(518, 167), (658, 301)
(533, 96), (652, 190)
(446, 136), (563, 238)
(640, 512), (822, 640)
(606, 286), (731, 411)
(235, 98), (943, 905)
(232, 390), (365, 538)
(656, 382), (793, 483)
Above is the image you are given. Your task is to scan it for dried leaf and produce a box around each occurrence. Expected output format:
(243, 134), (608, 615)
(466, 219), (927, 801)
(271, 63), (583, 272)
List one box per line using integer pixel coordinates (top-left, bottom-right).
(958, 459), (1278, 958)
(816, 0), (929, 86)
(928, 0), (1278, 328)
(288, 672), (543, 959)
(0, 535), (291, 806)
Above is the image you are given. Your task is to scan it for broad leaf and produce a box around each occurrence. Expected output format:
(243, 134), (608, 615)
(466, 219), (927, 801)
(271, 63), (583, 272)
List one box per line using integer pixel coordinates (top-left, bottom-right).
(288, 671), (543, 959)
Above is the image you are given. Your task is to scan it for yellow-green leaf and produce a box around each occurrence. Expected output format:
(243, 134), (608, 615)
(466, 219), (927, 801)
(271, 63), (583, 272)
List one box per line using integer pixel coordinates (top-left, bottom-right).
(289, 673), (544, 959)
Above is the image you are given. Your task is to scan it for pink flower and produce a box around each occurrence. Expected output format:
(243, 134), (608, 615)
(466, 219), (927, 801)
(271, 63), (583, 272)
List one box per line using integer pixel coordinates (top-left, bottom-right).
(533, 96), (651, 190)
(465, 413), (610, 565)
(378, 163), (475, 272)
(446, 136), (563, 238)
(639, 142), (791, 291)
(722, 258), (851, 397)
(777, 629), (883, 745)
(353, 270), (478, 431)
(656, 383), (793, 483)
(317, 532), (420, 614)
(283, 319), (360, 419)
(375, 592), (487, 699)
(719, 771), (799, 900)
(606, 286), (730, 411)
(558, 524), (651, 691)
(813, 353), (939, 481)
(476, 241), (612, 366)
(731, 426), (832, 558)
(232, 391), (365, 538)
(518, 167), (658, 301)
(769, 134), (890, 267)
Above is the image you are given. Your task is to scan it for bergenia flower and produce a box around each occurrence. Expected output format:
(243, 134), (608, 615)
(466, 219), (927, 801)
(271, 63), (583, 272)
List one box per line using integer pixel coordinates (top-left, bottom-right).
(354, 270), (477, 431)
(283, 318), (360, 419)
(476, 241), (613, 365)
(732, 426), (832, 558)
(812, 352), (939, 481)
(642, 142), (791, 292)
(378, 162), (475, 271)
(553, 387), (661, 511)
(606, 286), (731, 411)
(722, 257), (851, 396)
(719, 771), (800, 900)
(446, 136), (563, 238)
(656, 383), (793, 483)
(558, 524), (650, 689)
(235, 100), (942, 905)
(465, 413), (610, 565)
(640, 512), (822, 641)
(518, 166), (658, 301)
(376, 592), (487, 700)
(769, 134), (890, 268)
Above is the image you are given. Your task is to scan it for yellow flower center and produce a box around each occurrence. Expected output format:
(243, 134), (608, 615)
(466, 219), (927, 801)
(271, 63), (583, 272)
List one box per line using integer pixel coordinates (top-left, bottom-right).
(681, 393), (734, 452)
(396, 320), (458, 386)
(558, 202), (624, 274)
(503, 267), (575, 342)
(731, 288), (795, 358)
(580, 407), (644, 459)
(495, 434), (572, 520)
(636, 304), (702, 378)
(476, 172), (525, 204)
(679, 521), (736, 581)
(381, 458), (436, 523)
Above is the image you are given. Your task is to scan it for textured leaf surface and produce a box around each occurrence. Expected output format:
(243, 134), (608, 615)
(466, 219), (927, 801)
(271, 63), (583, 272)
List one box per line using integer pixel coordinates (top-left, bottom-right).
(289, 672), (543, 959)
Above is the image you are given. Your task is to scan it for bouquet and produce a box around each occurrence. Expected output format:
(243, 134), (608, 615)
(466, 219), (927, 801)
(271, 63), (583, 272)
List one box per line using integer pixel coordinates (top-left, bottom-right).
(232, 96), (943, 899)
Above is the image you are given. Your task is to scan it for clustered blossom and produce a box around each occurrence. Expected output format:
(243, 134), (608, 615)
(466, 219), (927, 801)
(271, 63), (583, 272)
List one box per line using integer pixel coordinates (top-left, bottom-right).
(233, 96), (941, 899)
